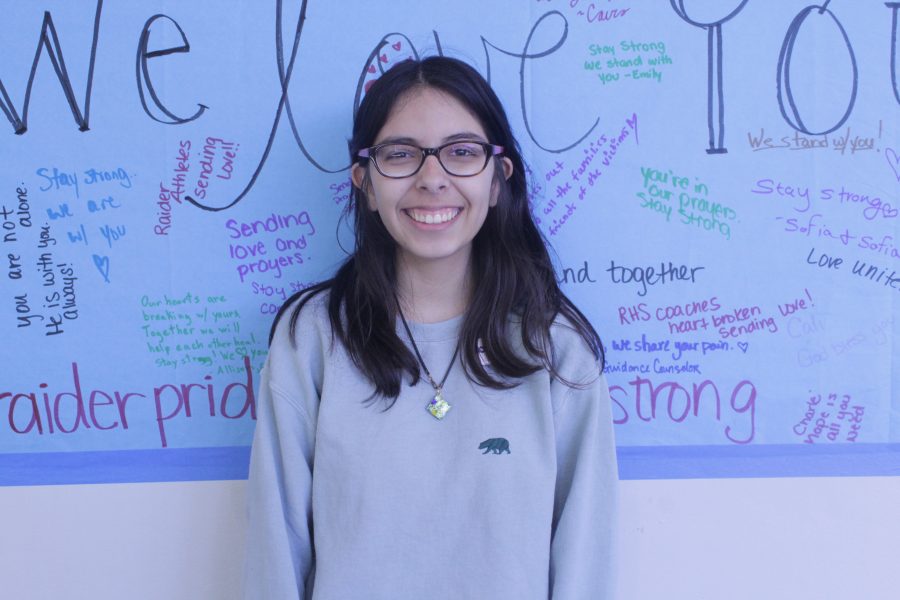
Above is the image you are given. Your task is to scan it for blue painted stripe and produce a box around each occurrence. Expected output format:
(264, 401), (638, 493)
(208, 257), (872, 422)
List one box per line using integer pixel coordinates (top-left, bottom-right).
(2, 443), (898, 486)
(618, 443), (900, 479)
(0, 446), (251, 486)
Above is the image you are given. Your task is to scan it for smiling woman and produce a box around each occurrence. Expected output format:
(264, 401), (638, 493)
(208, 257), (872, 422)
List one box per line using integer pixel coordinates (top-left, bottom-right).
(242, 56), (618, 600)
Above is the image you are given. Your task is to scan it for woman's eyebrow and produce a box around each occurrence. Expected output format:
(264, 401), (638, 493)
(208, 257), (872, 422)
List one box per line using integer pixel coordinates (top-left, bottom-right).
(374, 132), (488, 146)
(443, 132), (487, 143)
(375, 136), (418, 145)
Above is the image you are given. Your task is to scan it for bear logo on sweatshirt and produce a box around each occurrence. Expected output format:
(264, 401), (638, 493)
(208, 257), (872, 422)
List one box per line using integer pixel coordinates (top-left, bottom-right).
(478, 438), (511, 454)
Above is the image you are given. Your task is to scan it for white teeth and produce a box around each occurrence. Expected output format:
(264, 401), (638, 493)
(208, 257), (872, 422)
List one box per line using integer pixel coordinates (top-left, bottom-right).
(408, 208), (459, 224)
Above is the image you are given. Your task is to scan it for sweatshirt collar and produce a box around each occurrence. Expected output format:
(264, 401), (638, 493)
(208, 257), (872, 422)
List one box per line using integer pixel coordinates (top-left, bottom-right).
(397, 313), (463, 342)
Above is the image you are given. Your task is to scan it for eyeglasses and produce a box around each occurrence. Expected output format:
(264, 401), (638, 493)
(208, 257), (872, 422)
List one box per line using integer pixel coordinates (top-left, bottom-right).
(358, 141), (504, 178)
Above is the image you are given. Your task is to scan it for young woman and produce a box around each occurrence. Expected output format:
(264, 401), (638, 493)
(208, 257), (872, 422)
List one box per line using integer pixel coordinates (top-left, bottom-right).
(243, 56), (617, 599)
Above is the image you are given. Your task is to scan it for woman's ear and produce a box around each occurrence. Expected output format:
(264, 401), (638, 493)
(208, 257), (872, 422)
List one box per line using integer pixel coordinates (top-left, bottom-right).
(490, 157), (514, 207)
(351, 163), (377, 210)
(500, 157), (514, 181)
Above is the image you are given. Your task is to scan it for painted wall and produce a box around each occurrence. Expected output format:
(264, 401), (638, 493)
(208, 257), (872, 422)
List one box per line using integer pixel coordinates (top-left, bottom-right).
(2, 0), (899, 597)
(2, 478), (898, 599)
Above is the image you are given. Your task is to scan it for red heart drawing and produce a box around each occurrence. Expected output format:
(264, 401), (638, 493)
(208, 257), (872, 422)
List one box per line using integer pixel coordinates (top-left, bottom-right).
(379, 53), (388, 63)
(367, 64), (376, 74)
(365, 80), (376, 92)
(392, 41), (402, 51)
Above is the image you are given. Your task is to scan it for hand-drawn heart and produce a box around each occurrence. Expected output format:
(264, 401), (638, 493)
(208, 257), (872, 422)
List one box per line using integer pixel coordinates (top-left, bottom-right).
(886, 148), (900, 182)
(364, 80), (376, 92)
(392, 41), (402, 51)
(92, 254), (110, 283)
(367, 64), (376, 74)
(737, 341), (749, 353)
(379, 53), (388, 63)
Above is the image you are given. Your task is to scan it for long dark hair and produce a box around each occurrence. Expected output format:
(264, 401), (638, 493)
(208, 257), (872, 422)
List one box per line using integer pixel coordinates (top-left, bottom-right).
(272, 56), (604, 406)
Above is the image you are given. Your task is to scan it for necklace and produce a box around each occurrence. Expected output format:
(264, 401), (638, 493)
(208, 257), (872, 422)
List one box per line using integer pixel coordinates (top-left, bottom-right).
(396, 304), (460, 420)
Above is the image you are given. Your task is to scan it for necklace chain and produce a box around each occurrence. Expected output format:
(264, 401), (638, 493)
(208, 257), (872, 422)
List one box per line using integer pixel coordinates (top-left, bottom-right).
(396, 306), (459, 390)
(395, 297), (459, 420)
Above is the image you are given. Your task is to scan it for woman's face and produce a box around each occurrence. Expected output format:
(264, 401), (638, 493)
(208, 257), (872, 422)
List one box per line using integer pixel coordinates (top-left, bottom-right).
(352, 87), (513, 271)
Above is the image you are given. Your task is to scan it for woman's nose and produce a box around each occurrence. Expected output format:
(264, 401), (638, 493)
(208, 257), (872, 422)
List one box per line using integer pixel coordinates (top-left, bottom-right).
(415, 154), (449, 191)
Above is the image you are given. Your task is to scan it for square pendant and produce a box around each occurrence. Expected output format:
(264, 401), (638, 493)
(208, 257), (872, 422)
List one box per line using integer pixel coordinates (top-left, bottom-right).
(426, 393), (451, 420)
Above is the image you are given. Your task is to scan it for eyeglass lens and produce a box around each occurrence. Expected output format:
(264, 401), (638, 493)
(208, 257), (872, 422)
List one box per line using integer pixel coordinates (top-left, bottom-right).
(373, 142), (489, 177)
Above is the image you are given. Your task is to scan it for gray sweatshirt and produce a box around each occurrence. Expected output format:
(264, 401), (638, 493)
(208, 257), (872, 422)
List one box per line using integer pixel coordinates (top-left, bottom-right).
(242, 292), (618, 599)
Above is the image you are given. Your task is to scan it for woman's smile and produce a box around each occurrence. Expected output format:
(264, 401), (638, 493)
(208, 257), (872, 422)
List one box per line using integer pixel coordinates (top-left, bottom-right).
(404, 206), (463, 226)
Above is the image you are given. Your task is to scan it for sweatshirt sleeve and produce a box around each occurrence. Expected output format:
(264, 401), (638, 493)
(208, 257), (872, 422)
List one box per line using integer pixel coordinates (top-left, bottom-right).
(241, 366), (317, 599)
(242, 301), (325, 600)
(549, 373), (619, 600)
